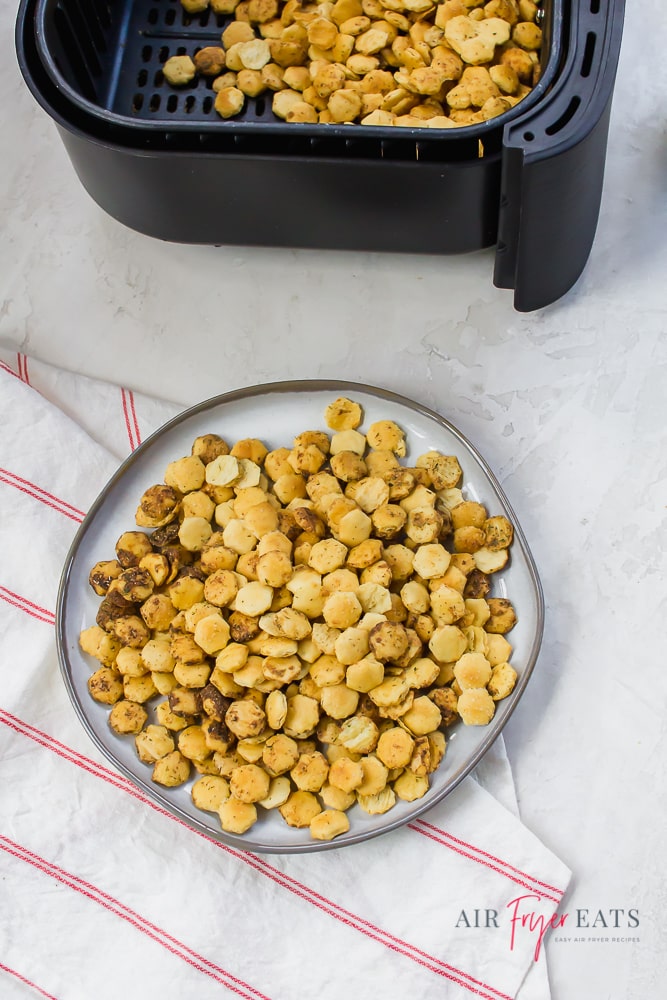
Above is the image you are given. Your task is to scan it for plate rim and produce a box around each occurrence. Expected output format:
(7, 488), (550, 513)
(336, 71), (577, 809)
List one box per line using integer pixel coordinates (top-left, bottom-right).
(56, 379), (544, 854)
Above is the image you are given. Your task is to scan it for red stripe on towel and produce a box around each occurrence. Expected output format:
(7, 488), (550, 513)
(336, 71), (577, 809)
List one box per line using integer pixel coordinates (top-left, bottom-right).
(121, 387), (141, 451)
(128, 389), (141, 447)
(0, 361), (22, 380)
(0, 962), (59, 999)
(413, 819), (565, 900)
(410, 821), (561, 905)
(0, 587), (55, 626)
(17, 353), (31, 385)
(0, 468), (85, 522)
(0, 837), (272, 1000)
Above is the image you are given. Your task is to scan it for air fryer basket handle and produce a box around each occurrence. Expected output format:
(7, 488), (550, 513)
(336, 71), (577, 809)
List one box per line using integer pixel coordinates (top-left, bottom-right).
(494, 0), (625, 312)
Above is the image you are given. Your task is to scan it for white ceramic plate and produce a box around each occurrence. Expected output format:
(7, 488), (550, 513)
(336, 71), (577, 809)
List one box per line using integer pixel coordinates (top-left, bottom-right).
(57, 381), (543, 853)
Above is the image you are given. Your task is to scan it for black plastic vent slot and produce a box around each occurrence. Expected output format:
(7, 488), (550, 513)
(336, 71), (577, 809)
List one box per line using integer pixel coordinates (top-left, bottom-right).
(581, 31), (597, 77)
(545, 95), (581, 136)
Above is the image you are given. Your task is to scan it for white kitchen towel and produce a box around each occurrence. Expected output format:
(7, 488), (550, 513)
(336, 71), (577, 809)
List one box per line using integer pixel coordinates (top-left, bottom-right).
(0, 351), (569, 1000)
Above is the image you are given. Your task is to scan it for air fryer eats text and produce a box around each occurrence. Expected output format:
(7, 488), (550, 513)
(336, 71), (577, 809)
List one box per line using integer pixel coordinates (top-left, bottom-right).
(161, 0), (543, 128)
(80, 397), (517, 842)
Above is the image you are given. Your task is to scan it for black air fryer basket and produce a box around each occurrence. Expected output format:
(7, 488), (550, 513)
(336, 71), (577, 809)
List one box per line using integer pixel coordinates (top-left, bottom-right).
(16, 0), (624, 310)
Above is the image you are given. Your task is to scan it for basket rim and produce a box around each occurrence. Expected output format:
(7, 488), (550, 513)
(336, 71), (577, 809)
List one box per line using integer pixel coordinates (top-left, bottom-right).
(29, 0), (565, 142)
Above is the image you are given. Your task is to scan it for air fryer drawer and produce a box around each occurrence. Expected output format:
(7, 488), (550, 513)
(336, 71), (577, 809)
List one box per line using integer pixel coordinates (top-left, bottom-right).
(18, 0), (625, 310)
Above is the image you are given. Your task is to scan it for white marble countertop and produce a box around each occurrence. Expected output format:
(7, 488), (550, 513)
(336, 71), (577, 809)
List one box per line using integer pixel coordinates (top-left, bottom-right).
(1, 1), (665, 997)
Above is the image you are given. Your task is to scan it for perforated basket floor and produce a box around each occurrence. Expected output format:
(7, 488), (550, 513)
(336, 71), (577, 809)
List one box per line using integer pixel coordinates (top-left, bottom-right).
(45, 0), (277, 124)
